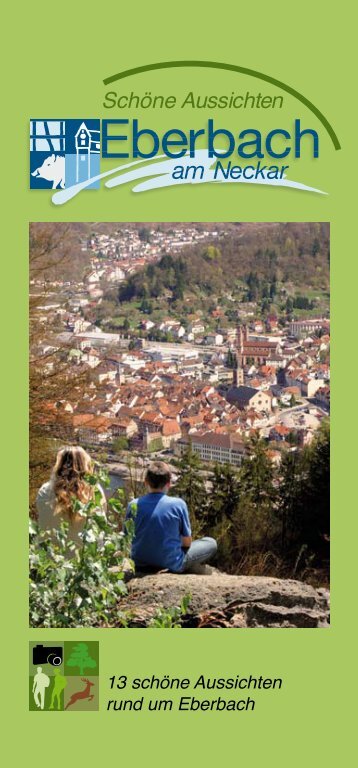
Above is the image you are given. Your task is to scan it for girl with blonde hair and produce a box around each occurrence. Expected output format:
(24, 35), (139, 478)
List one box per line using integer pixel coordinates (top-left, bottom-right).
(36, 446), (107, 545)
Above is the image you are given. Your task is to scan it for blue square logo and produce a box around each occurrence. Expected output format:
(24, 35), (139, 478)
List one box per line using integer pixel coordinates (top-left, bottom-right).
(30, 120), (101, 189)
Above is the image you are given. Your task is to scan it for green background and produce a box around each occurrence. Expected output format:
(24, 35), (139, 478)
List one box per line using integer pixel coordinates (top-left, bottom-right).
(2, 0), (355, 764)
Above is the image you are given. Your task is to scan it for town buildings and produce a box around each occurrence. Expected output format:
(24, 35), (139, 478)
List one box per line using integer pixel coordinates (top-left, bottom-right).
(31, 225), (330, 469)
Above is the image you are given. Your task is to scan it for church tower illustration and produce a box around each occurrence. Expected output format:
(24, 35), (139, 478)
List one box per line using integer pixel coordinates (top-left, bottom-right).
(75, 122), (100, 183)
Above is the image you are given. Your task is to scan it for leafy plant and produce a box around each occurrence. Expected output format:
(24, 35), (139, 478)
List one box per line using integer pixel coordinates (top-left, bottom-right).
(29, 475), (134, 628)
(149, 594), (191, 628)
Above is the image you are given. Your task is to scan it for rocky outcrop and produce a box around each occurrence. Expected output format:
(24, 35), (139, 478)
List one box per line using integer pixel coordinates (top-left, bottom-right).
(122, 572), (329, 628)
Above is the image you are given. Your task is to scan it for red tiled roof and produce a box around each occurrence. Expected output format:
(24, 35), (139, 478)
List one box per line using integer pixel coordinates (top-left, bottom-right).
(162, 420), (182, 436)
(270, 425), (291, 435)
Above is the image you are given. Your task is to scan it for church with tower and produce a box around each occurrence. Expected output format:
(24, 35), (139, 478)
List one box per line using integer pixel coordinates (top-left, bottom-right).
(236, 324), (281, 366)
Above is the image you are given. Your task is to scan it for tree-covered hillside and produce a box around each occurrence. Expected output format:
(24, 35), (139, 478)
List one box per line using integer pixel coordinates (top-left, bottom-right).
(119, 223), (329, 303)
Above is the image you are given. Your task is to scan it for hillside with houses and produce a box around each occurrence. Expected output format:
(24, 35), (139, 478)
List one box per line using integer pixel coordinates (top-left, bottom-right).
(30, 222), (330, 585)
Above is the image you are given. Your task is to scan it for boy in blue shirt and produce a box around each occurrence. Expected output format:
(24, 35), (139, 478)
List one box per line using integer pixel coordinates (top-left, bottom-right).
(126, 461), (217, 573)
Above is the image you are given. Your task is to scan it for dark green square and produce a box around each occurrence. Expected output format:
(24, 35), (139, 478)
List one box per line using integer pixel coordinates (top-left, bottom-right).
(64, 641), (99, 676)
(29, 672), (66, 711)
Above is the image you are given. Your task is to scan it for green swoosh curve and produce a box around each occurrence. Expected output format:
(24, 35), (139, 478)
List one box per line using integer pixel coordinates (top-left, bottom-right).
(103, 60), (340, 150)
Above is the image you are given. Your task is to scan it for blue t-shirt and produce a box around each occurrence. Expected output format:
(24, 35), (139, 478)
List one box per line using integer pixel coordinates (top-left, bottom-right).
(126, 493), (191, 573)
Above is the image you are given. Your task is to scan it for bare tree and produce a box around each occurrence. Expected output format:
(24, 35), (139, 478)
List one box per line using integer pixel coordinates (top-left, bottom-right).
(29, 224), (93, 510)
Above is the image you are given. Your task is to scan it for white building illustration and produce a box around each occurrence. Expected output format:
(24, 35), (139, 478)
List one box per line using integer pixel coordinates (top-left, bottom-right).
(75, 122), (100, 183)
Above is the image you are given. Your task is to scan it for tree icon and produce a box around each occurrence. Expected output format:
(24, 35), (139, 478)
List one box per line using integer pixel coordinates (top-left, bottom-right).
(66, 643), (97, 675)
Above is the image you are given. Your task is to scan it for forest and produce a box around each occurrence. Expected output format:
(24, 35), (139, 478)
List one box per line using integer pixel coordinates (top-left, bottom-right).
(118, 222), (329, 304)
(172, 425), (329, 585)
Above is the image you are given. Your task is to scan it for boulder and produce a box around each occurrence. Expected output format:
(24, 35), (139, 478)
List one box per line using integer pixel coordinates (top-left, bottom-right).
(122, 571), (329, 628)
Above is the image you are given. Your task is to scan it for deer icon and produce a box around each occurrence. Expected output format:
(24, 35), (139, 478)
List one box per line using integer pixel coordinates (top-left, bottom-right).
(65, 678), (95, 710)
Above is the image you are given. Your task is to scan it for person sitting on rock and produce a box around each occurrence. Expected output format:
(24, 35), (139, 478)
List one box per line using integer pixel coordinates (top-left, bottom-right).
(36, 446), (107, 547)
(126, 461), (217, 574)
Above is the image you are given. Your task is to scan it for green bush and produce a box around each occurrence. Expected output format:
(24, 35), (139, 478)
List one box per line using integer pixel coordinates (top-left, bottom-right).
(149, 594), (191, 628)
(29, 477), (135, 628)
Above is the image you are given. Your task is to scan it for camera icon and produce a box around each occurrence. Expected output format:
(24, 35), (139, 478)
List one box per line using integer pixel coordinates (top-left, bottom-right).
(32, 644), (63, 667)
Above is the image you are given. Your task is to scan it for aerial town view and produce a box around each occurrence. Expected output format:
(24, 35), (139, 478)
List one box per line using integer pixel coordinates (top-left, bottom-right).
(29, 221), (330, 628)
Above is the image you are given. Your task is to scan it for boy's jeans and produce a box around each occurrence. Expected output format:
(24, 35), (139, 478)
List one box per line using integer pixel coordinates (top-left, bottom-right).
(181, 537), (217, 572)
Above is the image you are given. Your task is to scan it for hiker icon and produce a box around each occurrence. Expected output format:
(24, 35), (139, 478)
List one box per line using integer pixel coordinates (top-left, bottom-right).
(49, 668), (67, 711)
(33, 667), (50, 710)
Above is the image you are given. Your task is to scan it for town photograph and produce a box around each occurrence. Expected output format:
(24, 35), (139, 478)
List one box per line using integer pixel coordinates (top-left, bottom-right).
(29, 222), (330, 628)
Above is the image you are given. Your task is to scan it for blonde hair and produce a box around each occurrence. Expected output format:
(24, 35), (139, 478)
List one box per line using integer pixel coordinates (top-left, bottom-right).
(52, 446), (94, 520)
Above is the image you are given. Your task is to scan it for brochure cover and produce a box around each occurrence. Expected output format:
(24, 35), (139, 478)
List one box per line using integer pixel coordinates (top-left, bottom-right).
(3, 1), (355, 764)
